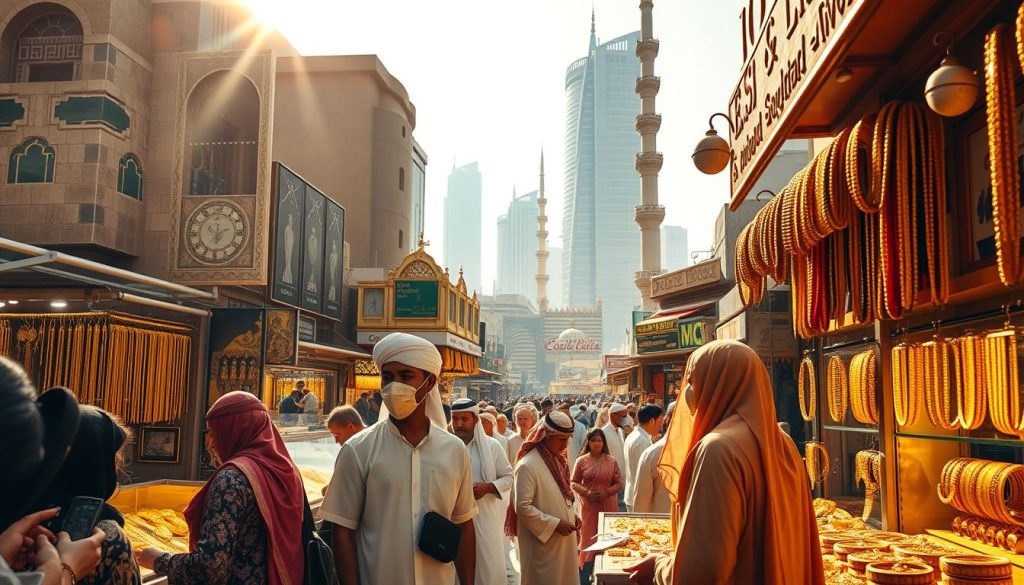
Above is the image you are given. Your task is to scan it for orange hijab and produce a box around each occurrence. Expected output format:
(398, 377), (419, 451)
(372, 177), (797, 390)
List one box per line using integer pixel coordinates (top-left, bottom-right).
(657, 340), (824, 584)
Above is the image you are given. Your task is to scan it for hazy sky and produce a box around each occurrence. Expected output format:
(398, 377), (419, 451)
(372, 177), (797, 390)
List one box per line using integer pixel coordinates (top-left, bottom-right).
(247, 0), (746, 295)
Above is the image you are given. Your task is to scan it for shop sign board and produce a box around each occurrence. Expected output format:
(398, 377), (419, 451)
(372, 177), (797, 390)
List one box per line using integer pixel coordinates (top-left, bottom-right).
(298, 315), (316, 343)
(632, 310), (653, 327)
(651, 257), (723, 298)
(604, 355), (632, 371)
(716, 312), (748, 342)
(394, 280), (439, 318)
(636, 316), (712, 355)
(729, 0), (867, 204)
(357, 330), (482, 357)
(271, 163), (345, 320)
(544, 337), (602, 352)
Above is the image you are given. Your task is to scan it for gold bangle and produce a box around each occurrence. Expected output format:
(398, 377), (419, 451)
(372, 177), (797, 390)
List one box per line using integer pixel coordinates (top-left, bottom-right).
(61, 563), (77, 585)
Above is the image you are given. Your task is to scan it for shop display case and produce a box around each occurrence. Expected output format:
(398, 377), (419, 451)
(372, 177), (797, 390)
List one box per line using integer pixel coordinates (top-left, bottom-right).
(108, 480), (204, 584)
(594, 512), (671, 585)
(282, 431), (340, 506)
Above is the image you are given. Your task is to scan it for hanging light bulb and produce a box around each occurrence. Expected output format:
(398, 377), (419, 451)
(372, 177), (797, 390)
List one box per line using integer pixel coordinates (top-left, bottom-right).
(692, 113), (732, 175)
(924, 32), (978, 117)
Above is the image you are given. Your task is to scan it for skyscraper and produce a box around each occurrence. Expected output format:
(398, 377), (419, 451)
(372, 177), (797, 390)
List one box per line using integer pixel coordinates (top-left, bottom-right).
(562, 14), (642, 349)
(661, 226), (689, 272)
(443, 162), (482, 293)
(497, 188), (540, 302)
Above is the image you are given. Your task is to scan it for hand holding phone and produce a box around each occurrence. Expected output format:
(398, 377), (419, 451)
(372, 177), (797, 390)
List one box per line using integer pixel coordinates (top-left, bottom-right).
(61, 497), (104, 541)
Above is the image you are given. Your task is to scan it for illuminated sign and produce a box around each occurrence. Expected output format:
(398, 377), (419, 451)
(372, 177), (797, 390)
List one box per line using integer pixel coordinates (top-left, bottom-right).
(635, 316), (712, 355)
(543, 337), (602, 352)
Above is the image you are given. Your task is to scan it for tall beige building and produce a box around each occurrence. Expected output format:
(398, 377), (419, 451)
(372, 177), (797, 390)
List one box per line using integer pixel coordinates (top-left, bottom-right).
(0, 0), (418, 284)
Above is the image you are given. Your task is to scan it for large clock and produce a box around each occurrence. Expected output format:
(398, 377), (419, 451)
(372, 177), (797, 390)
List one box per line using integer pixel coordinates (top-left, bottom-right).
(185, 200), (248, 264)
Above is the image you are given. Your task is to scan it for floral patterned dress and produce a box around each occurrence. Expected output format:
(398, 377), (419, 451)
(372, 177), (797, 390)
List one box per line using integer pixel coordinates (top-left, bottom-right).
(84, 520), (140, 585)
(154, 468), (268, 585)
(571, 454), (623, 565)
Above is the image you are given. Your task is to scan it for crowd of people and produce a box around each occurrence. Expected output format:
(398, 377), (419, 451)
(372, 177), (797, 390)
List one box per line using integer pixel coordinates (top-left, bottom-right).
(0, 333), (823, 585)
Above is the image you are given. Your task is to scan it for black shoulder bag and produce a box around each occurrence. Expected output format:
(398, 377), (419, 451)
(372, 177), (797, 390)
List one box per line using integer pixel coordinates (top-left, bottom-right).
(417, 511), (461, 564)
(301, 493), (340, 585)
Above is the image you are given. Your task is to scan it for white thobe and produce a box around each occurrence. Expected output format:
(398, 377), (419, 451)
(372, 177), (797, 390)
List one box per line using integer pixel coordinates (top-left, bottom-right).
(321, 420), (478, 585)
(513, 450), (578, 585)
(632, 438), (671, 514)
(623, 426), (653, 508)
(601, 423), (628, 506)
(464, 436), (514, 585)
(567, 419), (588, 471)
(507, 433), (525, 465)
(490, 430), (509, 456)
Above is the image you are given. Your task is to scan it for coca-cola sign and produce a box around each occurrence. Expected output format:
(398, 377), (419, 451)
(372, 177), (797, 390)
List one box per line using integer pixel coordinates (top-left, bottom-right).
(544, 337), (602, 352)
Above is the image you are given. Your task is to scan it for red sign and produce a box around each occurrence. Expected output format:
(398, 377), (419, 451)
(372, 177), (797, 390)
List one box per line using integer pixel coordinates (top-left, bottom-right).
(544, 337), (602, 352)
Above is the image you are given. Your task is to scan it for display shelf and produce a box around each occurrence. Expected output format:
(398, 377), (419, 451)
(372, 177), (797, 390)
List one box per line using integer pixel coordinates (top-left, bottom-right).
(896, 431), (1024, 448)
(823, 424), (879, 435)
(927, 529), (1024, 571)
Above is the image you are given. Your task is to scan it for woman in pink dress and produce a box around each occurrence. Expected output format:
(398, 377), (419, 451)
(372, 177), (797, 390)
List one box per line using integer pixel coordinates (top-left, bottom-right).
(571, 428), (623, 584)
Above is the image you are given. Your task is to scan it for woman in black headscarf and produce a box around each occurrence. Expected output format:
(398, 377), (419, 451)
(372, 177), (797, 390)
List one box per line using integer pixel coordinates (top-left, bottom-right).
(33, 406), (140, 585)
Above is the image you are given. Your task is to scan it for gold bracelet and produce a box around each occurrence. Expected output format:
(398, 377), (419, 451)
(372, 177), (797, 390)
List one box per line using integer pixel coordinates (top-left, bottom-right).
(61, 563), (77, 585)
(798, 357), (816, 422)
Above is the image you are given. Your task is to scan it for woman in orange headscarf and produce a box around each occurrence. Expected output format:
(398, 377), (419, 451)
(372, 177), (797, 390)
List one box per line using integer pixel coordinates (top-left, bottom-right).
(627, 340), (824, 585)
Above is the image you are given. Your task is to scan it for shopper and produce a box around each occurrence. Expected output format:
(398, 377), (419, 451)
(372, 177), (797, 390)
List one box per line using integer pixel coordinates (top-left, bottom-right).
(450, 399), (513, 585)
(557, 403), (587, 471)
(297, 382), (319, 426)
(354, 393), (372, 426)
(479, 411), (509, 455)
(326, 405), (365, 446)
(508, 403), (538, 466)
(137, 391), (305, 585)
(0, 357), (106, 585)
(623, 404), (663, 512)
(600, 404), (628, 511)
(626, 340), (825, 584)
(278, 390), (301, 426)
(507, 411), (580, 585)
(321, 332), (477, 585)
(570, 429), (621, 585)
(32, 406), (140, 585)
(632, 403), (684, 514)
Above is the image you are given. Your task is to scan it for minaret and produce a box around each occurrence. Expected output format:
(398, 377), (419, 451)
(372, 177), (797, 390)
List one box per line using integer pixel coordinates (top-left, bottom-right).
(536, 149), (550, 312)
(634, 0), (665, 311)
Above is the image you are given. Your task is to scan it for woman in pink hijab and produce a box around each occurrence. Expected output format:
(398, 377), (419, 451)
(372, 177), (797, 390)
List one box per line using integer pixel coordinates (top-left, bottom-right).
(137, 391), (306, 585)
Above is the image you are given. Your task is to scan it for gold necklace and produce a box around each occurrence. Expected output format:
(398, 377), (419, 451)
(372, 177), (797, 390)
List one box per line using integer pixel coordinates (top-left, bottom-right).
(985, 25), (1021, 287)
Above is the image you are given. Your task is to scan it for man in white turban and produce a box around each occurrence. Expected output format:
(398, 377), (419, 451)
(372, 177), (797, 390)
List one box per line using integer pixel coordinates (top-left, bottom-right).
(602, 402), (629, 511)
(323, 332), (478, 585)
(450, 399), (514, 585)
(479, 410), (509, 454)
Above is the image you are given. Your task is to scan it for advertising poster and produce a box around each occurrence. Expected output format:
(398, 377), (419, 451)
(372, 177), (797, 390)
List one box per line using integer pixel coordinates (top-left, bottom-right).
(301, 187), (325, 313)
(272, 165), (305, 306)
(323, 199), (346, 318)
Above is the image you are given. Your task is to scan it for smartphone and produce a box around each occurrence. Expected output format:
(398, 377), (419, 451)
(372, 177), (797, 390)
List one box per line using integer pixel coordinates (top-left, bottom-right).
(61, 496), (104, 541)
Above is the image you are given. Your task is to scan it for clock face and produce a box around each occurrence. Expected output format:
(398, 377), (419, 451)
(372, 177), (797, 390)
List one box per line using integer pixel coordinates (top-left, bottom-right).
(186, 201), (248, 264)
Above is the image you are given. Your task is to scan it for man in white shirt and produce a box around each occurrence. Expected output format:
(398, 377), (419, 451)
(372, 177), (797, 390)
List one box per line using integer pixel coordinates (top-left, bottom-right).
(450, 399), (514, 585)
(624, 404), (664, 511)
(496, 413), (513, 439)
(479, 411), (509, 455)
(297, 381), (319, 426)
(557, 403), (587, 472)
(321, 333), (478, 585)
(601, 403), (629, 511)
(633, 402), (676, 514)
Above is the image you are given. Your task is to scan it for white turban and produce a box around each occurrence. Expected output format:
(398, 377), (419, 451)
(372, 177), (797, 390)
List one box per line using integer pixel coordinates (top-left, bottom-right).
(372, 332), (446, 429)
(609, 403), (628, 414)
(479, 412), (498, 432)
(450, 398), (496, 482)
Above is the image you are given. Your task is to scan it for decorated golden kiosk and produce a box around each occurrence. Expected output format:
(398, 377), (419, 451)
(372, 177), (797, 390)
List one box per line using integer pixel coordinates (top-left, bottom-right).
(682, 0), (1024, 583)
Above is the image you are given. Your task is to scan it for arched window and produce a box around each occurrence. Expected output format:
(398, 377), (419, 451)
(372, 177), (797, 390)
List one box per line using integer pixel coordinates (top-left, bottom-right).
(118, 154), (143, 199)
(7, 137), (55, 184)
(184, 71), (259, 196)
(6, 7), (83, 82)
(399, 167), (405, 191)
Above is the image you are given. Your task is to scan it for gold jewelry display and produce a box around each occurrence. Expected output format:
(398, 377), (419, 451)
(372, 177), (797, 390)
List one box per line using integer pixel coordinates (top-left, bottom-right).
(985, 24), (1021, 287)
(891, 343), (922, 427)
(805, 441), (830, 486)
(1, 311), (191, 424)
(922, 339), (959, 431)
(938, 458), (1024, 528)
(0, 320), (11, 358)
(849, 349), (878, 424)
(798, 356), (817, 421)
(827, 355), (849, 423)
(985, 328), (1022, 437)
(952, 335), (988, 430)
(855, 450), (882, 521)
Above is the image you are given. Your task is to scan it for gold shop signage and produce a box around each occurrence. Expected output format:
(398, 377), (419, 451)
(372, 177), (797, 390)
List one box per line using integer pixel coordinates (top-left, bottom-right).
(651, 257), (723, 298)
(728, 0), (868, 206)
(635, 316), (711, 355)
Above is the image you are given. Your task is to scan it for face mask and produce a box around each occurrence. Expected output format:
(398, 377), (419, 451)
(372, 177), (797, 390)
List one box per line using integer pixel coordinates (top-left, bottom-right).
(620, 416), (634, 428)
(382, 377), (430, 420)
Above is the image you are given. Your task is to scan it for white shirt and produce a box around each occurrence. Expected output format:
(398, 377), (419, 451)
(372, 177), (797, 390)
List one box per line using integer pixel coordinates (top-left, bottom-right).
(567, 418), (588, 470)
(601, 422), (628, 492)
(466, 436), (514, 585)
(623, 426), (653, 507)
(302, 391), (319, 413)
(632, 437), (671, 514)
(321, 420), (478, 585)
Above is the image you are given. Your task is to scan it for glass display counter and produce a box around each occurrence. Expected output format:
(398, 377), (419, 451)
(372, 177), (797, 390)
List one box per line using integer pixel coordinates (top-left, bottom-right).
(282, 431), (340, 506)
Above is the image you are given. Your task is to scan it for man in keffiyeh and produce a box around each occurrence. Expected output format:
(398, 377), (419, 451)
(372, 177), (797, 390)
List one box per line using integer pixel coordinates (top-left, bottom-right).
(507, 411), (581, 585)
(449, 399), (513, 585)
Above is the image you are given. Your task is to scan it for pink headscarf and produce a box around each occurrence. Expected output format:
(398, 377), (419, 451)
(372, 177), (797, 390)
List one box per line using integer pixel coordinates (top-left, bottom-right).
(185, 392), (305, 585)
